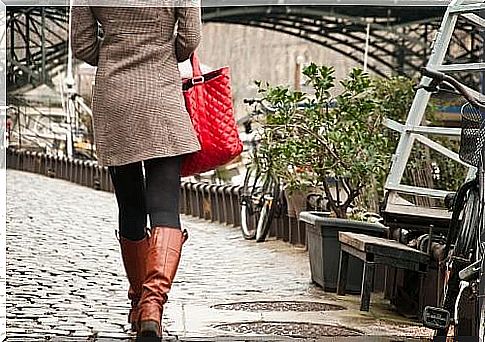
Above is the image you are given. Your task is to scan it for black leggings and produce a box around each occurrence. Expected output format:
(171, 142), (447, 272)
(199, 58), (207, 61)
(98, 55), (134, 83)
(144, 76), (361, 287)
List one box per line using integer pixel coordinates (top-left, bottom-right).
(108, 156), (182, 241)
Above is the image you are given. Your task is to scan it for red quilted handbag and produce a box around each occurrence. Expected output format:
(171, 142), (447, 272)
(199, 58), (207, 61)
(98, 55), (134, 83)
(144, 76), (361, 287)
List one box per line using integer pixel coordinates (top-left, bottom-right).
(181, 53), (243, 177)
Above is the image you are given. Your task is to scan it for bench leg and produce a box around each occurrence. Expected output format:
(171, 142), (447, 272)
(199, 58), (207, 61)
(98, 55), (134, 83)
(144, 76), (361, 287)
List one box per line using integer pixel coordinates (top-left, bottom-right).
(337, 249), (349, 296)
(418, 272), (426, 316)
(360, 261), (375, 311)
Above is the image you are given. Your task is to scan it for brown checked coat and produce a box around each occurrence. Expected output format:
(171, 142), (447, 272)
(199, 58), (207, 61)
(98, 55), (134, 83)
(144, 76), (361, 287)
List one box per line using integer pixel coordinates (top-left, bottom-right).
(70, 5), (202, 166)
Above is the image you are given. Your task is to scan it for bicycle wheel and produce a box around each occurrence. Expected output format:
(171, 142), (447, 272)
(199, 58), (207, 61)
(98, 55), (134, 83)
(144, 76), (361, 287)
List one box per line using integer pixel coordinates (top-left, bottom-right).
(255, 174), (280, 242)
(240, 167), (260, 240)
(480, 257), (485, 341)
(435, 184), (480, 338)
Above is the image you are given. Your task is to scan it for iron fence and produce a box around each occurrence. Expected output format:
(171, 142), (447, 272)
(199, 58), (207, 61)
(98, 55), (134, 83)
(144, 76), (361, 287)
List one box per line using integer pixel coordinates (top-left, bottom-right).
(6, 148), (306, 246)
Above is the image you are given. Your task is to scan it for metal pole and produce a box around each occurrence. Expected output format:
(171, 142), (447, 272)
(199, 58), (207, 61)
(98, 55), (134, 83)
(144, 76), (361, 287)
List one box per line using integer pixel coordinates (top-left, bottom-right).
(9, 17), (14, 83)
(294, 55), (304, 91)
(363, 22), (370, 73)
(65, 2), (75, 158)
(479, 10), (485, 342)
(25, 12), (30, 68)
(41, 8), (46, 84)
(18, 109), (21, 150)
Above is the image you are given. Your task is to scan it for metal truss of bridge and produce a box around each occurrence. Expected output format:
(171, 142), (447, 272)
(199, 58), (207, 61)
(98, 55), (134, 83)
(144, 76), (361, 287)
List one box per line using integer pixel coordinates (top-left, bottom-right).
(6, 3), (484, 95)
(7, 7), (68, 94)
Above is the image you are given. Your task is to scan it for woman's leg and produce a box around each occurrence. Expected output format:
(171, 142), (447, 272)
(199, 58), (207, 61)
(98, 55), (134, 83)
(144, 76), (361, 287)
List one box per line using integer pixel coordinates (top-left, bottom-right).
(109, 162), (149, 331)
(109, 162), (147, 240)
(144, 155), (182, 229)
(138, 155), (188, 337)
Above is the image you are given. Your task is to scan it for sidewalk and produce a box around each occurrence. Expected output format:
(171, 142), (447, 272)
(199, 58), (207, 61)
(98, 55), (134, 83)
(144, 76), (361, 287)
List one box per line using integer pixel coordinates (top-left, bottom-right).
(6, 170), (433, 341)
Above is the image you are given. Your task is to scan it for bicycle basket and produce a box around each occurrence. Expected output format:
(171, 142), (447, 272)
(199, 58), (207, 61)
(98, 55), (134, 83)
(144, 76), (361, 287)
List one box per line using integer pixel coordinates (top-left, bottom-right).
(459, 102), (484, 168)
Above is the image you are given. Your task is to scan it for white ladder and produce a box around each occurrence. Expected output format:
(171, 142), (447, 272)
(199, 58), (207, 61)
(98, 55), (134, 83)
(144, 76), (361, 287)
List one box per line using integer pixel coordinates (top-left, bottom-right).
(383, 0), (485, 223)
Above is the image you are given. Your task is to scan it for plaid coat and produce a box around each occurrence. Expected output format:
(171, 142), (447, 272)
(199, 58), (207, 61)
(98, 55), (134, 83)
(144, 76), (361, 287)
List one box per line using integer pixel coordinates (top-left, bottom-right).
(70, 6), (201, 166)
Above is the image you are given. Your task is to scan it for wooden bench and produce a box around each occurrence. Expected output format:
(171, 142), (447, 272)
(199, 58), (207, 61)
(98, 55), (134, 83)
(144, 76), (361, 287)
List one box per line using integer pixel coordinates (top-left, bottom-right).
(337, 232), (429, 312)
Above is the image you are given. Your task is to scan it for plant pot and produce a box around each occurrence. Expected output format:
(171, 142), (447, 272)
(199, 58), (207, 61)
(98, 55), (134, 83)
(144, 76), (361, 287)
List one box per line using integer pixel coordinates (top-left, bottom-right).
(284, 189), (312, 245)
(285, 189), (310, 218)
(299, 212), (388, 294)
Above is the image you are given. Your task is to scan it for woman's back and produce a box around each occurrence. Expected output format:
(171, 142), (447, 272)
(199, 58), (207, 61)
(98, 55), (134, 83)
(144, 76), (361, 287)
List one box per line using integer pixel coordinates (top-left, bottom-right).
(71, 5), (201, 167)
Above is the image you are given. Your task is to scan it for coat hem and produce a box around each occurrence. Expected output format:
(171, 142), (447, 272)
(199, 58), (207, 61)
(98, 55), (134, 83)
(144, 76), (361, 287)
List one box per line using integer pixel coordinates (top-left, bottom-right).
(97, 146), (200, 167)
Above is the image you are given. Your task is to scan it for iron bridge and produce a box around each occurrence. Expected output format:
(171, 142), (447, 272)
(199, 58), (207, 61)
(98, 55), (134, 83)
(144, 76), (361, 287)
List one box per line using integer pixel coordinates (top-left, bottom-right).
(5, 3), (484, 95)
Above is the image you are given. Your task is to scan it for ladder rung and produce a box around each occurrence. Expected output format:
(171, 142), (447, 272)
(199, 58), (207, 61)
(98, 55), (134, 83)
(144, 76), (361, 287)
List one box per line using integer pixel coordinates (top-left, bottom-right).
(386, 184), (454, 199)
(462, 13), (485, 28)
(449, 3), (485, 14)
(437, 63), (485, 72)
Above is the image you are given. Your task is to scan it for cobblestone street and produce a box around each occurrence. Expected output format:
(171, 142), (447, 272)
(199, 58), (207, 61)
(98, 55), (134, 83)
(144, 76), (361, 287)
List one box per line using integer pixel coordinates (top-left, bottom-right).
(6, 170), (433, 341)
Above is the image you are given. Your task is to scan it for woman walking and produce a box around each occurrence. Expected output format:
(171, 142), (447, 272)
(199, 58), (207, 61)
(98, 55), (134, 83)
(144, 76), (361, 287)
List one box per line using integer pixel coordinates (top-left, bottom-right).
(70, 4), (201, 338)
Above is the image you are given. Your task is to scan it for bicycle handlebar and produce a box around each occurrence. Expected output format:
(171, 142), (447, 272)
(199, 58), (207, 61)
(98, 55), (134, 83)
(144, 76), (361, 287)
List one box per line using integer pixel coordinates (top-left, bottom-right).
(421, 67), (485, 110)
(243, 98), (277, 113)
(243, 98), (261, 105)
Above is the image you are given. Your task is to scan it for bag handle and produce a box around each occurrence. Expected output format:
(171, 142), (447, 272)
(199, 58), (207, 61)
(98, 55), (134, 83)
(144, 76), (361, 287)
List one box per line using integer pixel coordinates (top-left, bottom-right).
(190, 52), (202, 77)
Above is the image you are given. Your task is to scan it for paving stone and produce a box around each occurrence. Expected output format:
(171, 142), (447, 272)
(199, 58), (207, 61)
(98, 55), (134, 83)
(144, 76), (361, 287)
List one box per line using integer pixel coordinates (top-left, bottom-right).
(7, 170), (434, 341)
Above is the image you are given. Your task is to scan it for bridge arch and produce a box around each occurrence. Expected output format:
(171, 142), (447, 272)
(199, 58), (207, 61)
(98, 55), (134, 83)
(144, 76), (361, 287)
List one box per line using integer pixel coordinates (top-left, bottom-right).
(6, 5), (483, 93)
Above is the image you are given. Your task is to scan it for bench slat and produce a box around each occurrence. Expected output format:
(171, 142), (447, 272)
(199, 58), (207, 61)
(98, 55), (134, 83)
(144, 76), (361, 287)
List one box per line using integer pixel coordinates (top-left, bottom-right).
(339, 232), (429, 264)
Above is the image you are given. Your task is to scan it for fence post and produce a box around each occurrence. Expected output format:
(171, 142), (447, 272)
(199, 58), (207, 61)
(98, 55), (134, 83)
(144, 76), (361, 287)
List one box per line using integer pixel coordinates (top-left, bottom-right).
(46, 154), (53, 177)
(80, 161), (85, 186)
(71, 159), (77, 183)
(209, 184), (218, 223)
(183, 182), (192, 216)
(202, 184), (211, 220)
(105, 166), (113, 192)
(179, 181), (186, 215)
(62, 157), (67, 181)
(193, 183), (203, 218)
(65, 157), (69, 181)
(77, 160), (82, 185)
(93, 163), (101, 190)
(60, 156), (63, 180)
(217, 186), (228, 224)
(69, 157), (75, 182)
(8, 149), (15, 170)
(18, 150), (24, 170)
(223, 185), (233, 226)
(231, 186), (241, 227)
(24, 150), (31, 172)
(298, 218), (307, 247)
(189, 183), (198, 217)
(87, 161), (93, 188)
(5, 148), (10, 169)
(53, 155), (59, 178)
(101, 166), (111, 191)
(71, 158), (77, 183)
(39, 153), (46, 175)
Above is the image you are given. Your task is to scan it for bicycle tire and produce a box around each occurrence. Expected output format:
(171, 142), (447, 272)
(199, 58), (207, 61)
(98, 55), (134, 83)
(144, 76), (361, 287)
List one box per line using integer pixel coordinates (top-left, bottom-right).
(240, 167), (259, 240)
(454, 188), (480, 259)
(435, 183), (480, 338)
(444, 179), (478, 258)
(255, 174), (280, 242)
(454, 286), (478, 338)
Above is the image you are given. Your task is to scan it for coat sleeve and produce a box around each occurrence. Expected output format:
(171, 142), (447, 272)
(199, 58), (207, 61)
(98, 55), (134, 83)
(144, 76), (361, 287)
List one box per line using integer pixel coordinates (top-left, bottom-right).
(175, 6), (202, 63)
(70, 6), (101, 67)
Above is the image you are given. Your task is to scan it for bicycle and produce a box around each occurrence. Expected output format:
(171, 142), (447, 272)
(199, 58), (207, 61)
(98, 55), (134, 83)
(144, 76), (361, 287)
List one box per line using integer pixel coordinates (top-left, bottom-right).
(239, 98), (286, 242)
(420, 67), (485, 340)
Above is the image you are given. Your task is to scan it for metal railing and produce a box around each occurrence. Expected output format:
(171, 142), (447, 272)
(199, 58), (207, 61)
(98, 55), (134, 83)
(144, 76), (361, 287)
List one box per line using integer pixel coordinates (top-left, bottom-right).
(6, 148), (306, 246)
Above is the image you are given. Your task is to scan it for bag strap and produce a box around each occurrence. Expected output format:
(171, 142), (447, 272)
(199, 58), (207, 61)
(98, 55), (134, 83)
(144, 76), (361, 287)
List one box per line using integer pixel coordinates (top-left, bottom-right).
(190, 52), (202, 77)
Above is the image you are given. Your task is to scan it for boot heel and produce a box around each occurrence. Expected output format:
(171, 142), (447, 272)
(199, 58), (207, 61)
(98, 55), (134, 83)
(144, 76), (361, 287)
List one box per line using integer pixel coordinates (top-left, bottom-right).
(139, 320), (160, 337)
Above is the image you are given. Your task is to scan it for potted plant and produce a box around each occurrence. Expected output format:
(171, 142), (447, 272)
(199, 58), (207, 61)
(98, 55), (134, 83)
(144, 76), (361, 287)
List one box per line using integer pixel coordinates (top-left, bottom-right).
(256, 65), (405, 293)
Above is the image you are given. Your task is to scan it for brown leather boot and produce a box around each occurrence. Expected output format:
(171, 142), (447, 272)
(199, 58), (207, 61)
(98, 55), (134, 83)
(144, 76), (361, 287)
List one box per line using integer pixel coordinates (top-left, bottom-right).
(137, 227), (188, 338)
(119, 234), (149, 332)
